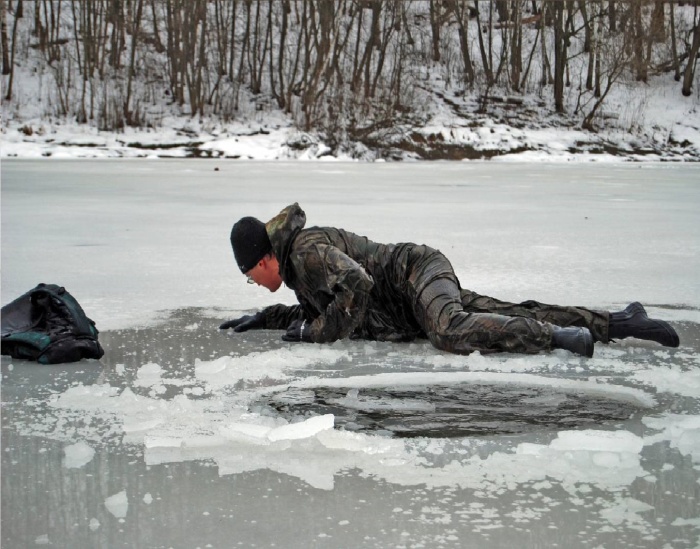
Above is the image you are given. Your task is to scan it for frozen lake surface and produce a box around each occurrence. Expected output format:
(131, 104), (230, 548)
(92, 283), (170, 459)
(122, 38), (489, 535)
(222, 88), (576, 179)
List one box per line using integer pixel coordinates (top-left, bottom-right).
(2, 160), (700, 548)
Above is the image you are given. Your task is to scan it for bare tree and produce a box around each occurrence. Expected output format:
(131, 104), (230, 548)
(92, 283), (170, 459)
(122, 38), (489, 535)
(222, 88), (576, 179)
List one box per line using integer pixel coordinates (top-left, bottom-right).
(631, 0), (648, 82)
(580, 0), (594, 90)
(682, 4), (700, 97)
(124, 0), (144, 125)
(552, 0), (567, 112)
(273, 0), (290, 109)
(670, 1), (682, 81)
(473, 0), (494, 86)
(582, 19), (633, 131)
(1, 0), (10, 75)
(445, 0), (475, 88)
(3, 0), (23, 101)
(518, 5), (542, 90)
(510, 0), (523, 91)
(428, 0), (441, 61)
(107, 0), (124, 69)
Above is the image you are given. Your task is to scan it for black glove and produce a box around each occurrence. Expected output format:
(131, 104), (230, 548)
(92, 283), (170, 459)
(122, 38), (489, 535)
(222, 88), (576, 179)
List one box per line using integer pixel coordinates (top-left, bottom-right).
(219, 313), (265, 332)
(281, 319), (313, 342)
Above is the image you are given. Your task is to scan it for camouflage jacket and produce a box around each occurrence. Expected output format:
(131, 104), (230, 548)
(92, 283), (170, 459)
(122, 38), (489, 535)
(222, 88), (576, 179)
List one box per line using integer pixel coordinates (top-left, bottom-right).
(258, 203), (431, 343)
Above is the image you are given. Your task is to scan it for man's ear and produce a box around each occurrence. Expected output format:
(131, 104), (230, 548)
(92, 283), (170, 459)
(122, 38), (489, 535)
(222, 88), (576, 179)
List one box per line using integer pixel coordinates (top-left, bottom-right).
(260, 253), (273, 269)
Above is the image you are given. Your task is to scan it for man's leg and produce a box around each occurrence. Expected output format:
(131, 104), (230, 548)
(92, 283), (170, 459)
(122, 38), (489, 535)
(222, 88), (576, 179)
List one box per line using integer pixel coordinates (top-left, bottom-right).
(406, 248), (559, 355)
(413, 277), (556, 355)
(459, 289), (610, 342)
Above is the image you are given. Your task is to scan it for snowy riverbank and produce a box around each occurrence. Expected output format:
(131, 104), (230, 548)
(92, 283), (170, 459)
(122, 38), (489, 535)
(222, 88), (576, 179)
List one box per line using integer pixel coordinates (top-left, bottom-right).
(3, 72), (699, 162)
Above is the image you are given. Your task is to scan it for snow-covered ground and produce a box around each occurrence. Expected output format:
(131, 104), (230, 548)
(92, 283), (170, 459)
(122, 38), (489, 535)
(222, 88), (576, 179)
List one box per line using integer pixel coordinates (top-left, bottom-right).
(2, 69), (700, 162)
(2, 160), (700, 548)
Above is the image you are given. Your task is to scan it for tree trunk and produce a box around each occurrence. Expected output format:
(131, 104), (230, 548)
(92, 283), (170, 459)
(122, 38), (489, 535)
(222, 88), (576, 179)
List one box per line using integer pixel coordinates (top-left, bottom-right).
(429, 0), (441, 61)
(370, 2), (398, 98)
(540, 0), (551, 86)
(1, 0), (11, 75)
(510, 0), (522, 92)
(632, 1), (647, 82)
(149, 0), (165, 53)
(580, 0), (594, 90)
(275, 0), (288, 109)
(650, 0), (665, 43)
(124, 0), (144, 125)
(473, 0), (494, 86)
(446, 0), (474, 87)
(553, 1), (566, 112)
(608, 0), (616, 32)
(670, 2), (681, 81)
(682, 12), (700, 96)
(4, 0), (21, 100)
(108, 0), (123, 69)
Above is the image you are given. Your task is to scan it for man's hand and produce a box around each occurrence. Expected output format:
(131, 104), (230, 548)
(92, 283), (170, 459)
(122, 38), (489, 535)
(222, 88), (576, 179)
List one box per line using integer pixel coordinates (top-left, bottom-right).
(281, 319), (313, 342)
(219, 313), (264, 332)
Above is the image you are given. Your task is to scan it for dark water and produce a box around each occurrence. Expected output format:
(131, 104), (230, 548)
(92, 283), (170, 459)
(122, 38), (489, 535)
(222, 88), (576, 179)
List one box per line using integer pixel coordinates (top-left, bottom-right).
(264, 384), (641, 438)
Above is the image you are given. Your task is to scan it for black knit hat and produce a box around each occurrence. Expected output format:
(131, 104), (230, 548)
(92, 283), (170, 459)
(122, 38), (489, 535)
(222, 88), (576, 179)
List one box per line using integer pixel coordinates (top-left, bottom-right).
(230, 217), (272, 273)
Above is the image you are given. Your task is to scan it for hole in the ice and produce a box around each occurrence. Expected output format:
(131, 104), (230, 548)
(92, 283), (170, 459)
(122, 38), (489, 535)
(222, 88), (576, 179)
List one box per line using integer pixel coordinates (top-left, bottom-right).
(260, 384), (645, 438)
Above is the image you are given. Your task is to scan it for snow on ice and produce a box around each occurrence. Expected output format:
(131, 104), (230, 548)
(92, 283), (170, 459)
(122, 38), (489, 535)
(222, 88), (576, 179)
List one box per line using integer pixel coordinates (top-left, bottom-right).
(62, 441), (96, 469)
(104, 491), (129, 519)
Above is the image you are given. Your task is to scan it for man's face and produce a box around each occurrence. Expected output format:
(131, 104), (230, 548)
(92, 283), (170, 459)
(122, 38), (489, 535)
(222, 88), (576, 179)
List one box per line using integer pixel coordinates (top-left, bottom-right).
(245, 256), (283, 292)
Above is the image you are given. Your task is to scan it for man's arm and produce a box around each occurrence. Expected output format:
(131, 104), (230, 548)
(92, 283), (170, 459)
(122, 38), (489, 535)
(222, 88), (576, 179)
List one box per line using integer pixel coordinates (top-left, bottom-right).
(296, 243), (374, 343)
(261, 303), (306, 329)
(220, 303), (305, 331)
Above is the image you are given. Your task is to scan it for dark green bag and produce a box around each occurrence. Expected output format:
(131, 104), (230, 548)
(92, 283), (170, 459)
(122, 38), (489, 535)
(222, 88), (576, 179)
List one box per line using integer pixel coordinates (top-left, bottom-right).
(1, 284), (104, 364)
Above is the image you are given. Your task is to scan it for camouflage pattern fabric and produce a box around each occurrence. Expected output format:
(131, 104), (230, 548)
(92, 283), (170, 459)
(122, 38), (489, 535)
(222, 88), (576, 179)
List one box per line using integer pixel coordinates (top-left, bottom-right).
(258, 203), (609, 355)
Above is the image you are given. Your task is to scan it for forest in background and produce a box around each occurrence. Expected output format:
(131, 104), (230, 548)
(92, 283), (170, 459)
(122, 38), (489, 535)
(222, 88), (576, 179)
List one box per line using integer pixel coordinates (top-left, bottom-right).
(1, 1), (699, 151)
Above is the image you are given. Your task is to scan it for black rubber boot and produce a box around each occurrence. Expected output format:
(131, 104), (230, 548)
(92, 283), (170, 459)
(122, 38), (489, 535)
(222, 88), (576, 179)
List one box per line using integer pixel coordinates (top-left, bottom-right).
(608, 302), (679, 348)
(551, 327), (594, 357)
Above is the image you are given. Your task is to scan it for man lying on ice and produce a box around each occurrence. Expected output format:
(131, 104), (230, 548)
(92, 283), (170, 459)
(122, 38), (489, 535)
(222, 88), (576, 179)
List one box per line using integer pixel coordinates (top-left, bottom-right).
(219, 203), (679, 358)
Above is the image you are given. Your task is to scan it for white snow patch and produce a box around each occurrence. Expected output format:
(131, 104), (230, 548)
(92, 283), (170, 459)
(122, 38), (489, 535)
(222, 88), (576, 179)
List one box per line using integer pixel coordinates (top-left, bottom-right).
(104, 490), (129, 519)
(63, 441), (95, 469)
(195, 348), (351, 389)
(599, 497), (655, 526)
(634, 366), (700, 398)
(549, 430), (644, 454)
(644, 414), (700, 463)
(136, 363), (163, 383)
(267, 414), (334, 442)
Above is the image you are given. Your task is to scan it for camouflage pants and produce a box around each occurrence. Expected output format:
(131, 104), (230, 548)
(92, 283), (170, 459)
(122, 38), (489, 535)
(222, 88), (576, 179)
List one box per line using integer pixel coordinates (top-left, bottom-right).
(407, 246), (609, 355)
